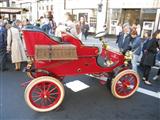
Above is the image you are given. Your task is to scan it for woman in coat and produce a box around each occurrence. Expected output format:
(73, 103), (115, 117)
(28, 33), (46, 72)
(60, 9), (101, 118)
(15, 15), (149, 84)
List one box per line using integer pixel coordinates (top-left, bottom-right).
(141, 30), (160, 85)
(7, 20), (27, 71)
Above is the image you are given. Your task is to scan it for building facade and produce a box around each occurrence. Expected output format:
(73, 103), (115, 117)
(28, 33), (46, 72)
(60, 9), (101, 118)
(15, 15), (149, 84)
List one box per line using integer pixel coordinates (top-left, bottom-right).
(1, 0), (160, 35)
(105, 0), (160, 35)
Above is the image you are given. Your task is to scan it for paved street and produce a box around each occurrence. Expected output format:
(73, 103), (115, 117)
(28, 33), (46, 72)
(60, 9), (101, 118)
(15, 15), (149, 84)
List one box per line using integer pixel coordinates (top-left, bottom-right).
(0, 37), (160, 120)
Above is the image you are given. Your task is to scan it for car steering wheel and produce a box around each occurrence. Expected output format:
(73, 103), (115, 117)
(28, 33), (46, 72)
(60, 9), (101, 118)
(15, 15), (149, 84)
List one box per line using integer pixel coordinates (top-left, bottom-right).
(95, 31), (107, 38)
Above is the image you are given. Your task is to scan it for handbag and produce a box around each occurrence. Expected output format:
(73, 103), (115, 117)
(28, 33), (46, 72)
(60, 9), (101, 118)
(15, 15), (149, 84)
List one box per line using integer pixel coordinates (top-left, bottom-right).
(140, 53), (145, 66)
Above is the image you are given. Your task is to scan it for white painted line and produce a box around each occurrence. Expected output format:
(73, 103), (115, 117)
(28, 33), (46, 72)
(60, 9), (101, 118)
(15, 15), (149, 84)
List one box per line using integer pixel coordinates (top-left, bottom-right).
(88, 74), (160, 99)
(66, 74), (160, 99)
(152, 66), (160, 69)
(137, 87), (160, 99)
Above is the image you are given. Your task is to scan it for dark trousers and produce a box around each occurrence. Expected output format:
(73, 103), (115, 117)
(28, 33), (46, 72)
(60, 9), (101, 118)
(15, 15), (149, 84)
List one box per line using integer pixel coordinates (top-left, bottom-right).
(0, 48), (7, 71)
(143, 65), (151, 81)
(157, 69), (160, 75)
(82, 32), (88, 40)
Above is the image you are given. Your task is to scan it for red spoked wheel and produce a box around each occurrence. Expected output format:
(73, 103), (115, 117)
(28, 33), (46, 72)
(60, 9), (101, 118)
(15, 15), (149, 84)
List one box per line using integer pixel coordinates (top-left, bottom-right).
(111, 70), (139, 99)
(24, 76), (65, 112)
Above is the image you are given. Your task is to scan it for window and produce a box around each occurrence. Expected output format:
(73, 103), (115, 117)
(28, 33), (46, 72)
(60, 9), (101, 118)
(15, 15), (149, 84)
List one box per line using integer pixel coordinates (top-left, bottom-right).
(51, 5), (53, 10)
(46, 5), (49, 10)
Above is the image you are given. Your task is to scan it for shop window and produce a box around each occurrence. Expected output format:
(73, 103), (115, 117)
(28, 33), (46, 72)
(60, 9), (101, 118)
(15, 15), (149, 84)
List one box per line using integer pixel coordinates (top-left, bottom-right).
(141, 9), (156, 21)
(108, 9), (121, 34)
(141, 9), (157, 38)
(79, 13), (88, 22)
(89, 17), (97, 33)
(121, 9), (140, 25)
(46, 5), (49, 11)
(51, 5), (53, 11)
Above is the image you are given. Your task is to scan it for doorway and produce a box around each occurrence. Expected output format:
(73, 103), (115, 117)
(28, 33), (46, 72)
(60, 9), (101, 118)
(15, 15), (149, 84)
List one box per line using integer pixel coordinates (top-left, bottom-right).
(120, 9), (141, 25)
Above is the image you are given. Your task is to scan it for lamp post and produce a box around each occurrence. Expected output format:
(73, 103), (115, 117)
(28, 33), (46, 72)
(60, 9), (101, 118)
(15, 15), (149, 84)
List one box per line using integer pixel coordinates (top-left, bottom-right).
(6, 0), (11, 20)
(98, 0), (103, 12)
(96, 0), (107, 33)
(6, 0), (10, 7)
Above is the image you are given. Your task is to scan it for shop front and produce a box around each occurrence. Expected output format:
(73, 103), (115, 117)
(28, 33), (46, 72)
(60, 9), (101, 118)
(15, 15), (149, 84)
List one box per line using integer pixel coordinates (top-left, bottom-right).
(104, 0), (160, 36)
(107, 8), (157, 36)
(0, 7), (28, 21)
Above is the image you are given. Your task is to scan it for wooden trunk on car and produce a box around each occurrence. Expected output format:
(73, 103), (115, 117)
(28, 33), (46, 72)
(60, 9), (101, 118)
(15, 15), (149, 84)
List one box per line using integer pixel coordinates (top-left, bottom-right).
(35, 44), (78, 60)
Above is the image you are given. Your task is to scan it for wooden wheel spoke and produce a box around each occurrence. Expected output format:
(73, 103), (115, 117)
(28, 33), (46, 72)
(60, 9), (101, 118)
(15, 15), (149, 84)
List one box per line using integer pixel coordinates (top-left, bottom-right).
(33, 97), (42, 103)
(117, 88), (124, 94)
(35, 85), (43, 92)
(123, 89), (130, 94)
(117, 82), (123, 86)
(50, 92), (59, 96)
(49, 87), (57, 93)
(128, 76), (134, 82)
(40, 98), (45, 106)
(43, 82), (46, 92)
(33, 90), (41, 95)
(49, 95), (56, 99)
(116, 86), (123, 91)
(47, 97), (53, 104)
(32, 95), (40, 98)
(46, 83), (53, 91)
(44, 99), (48, 105)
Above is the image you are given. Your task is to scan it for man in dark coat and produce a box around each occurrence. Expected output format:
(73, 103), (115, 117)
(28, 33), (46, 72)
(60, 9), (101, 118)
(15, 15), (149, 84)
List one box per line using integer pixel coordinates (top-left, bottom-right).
(116, 23), (131, 54)
(0, 20), (8, 71)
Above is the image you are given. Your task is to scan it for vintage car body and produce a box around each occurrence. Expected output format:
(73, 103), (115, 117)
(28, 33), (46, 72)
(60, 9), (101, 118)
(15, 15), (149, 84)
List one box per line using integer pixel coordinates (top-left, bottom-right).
(22, 27), (139, 112)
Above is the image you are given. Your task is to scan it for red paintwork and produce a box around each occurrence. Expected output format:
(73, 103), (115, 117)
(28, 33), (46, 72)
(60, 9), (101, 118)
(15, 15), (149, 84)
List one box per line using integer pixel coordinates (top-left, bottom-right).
(23, 31), (59, 56)
(22, 29), (125, 77)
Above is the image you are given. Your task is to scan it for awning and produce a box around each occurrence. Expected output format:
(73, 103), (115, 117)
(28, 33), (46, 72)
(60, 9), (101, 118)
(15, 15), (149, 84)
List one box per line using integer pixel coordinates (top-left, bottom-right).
(0, 7), (28, 14)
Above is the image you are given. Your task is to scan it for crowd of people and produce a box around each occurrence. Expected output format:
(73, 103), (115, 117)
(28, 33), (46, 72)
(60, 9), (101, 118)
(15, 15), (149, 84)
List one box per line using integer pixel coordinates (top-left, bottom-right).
(116, 23), (160, 85)
(0, 12), (90, 72)
(0, 13), (160, 85)
(55, 12), (89, 40)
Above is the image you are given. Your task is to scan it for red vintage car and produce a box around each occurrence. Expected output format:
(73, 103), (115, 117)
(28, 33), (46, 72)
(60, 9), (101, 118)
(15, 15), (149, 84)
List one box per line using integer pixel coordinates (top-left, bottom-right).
(22, 27), (139, 112)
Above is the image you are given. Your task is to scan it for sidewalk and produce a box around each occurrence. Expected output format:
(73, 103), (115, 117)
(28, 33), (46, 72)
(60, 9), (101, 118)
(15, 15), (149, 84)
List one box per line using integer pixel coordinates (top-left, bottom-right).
(84, 35), (160, 70)
(82, 35), (119, 52)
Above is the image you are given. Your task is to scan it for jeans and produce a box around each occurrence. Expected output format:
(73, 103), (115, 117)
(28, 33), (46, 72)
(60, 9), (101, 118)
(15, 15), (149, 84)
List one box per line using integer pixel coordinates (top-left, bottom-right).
(131, 54), (139, 72)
